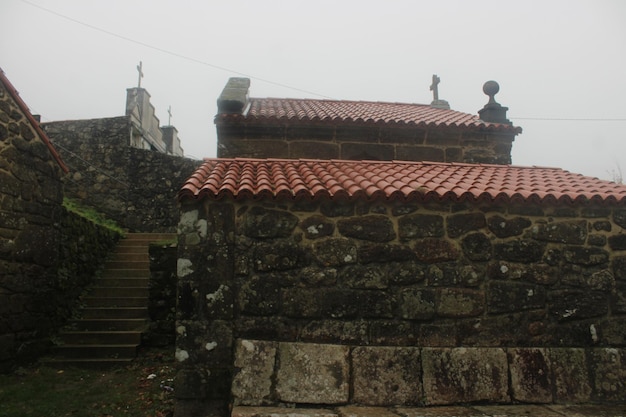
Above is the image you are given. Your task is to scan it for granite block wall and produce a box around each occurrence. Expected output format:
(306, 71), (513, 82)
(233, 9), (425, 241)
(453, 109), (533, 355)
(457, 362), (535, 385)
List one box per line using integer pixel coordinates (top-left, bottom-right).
(175, 198), (626, 414)
(217, 123), (515, 165)
(43, 118), (201, 232)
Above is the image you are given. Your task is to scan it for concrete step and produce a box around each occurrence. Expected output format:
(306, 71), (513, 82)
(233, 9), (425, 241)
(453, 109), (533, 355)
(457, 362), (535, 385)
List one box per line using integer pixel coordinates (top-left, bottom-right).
(52, 344), (138, 359)
(83, 297), (148, 307)
(57, 330), (142, 345)
(67, 319), (147, 331)
(81, 307), (148, 319)
(89, 287), (148, 298)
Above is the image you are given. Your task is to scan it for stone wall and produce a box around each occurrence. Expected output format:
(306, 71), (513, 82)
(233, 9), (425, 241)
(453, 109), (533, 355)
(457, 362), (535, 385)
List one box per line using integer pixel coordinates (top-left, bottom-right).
(217, 122), (515, 165)
(145, 241), (178, 347)
(175, 198), (626, 414)
(0, 79), (64, 371)
(43, 118), (201, 232)
(0, 207), (120, 371)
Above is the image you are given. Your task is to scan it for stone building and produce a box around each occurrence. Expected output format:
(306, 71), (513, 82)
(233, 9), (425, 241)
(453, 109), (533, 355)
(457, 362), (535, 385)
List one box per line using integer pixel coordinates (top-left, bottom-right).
(43, 86), (197, 232)
(216, 77), (521, 164)
(173, 78), (626, 416)
(0, 68), (68, 370)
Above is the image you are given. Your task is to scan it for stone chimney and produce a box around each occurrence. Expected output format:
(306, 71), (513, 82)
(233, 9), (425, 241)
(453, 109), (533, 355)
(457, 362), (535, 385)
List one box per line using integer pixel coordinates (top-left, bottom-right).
(478, 81), (511, 125)
(217, 78), (250, 114)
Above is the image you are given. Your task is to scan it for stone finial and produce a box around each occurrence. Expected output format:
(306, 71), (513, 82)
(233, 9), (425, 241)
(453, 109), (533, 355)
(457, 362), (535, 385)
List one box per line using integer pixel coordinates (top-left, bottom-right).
(429, 74), (450, 110)
(478, 80), (511, 124)
(218, 77), (251, 114)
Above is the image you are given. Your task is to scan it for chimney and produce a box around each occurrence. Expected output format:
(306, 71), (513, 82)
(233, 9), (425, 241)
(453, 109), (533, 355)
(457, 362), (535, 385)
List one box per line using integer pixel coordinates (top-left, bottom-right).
(478, 80), (511, 124)
(217, 78), (250, 114)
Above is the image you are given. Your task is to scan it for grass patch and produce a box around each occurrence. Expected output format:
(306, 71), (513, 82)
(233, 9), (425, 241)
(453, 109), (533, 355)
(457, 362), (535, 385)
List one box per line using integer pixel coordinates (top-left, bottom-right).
(0, 348), (174, 417)
(63, 198), (126, 236)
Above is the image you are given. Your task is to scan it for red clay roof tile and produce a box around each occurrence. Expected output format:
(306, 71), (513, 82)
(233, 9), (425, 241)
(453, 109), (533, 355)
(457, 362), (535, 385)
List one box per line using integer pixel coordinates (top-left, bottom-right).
(178, 159), (626, 205)
(216, 98), (521, 133)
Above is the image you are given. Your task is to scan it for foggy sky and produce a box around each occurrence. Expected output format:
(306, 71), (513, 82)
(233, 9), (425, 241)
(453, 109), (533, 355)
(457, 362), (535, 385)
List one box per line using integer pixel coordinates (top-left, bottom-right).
(1, 0), (625, 180)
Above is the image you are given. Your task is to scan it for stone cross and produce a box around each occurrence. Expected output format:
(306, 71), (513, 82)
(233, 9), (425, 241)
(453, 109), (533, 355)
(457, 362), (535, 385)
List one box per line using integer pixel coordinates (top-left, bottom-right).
(168, 106), (172, 125)
(430, 74), (440, 102)
(137, 61), (144, 88)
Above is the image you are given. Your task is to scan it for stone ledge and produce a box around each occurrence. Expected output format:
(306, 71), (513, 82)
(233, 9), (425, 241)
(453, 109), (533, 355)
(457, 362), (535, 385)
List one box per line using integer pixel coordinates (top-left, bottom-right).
(232, 405), (626, 417)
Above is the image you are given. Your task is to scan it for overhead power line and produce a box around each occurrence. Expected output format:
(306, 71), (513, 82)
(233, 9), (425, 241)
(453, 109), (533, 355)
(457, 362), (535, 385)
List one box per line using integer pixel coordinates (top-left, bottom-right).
(512, 117), (626, 121)
(20, 0), (334, 99)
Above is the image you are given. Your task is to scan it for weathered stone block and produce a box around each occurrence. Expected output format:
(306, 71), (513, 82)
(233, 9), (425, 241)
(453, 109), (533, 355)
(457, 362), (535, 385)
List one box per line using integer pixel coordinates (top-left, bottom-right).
(608, 234), (626, 250)
(388, 261), (426, 285)
(493, 239), (545, 263)
(611, 282), (626, 314)
(358, 243), (417, 264)
(550, 348), (592, 403)
(460, 232), (492, 261)
(398, 214), (444, 240)
(396, 145), (445, 162)
(312, 238), (357, 266)
(549, 290), (608, 321)
(336, 406), (399, 417)
(320, 201), (354, 217)
(341, 143), (394, 161)
(238, 275), (281, 315)
(232, 339), (277, 406)
(413, 238), (459, 263)
(254, 240), (307, 271)
(436, 288), (484, 318)
(563, 246), (609, 266)
(340, 264), (388, 289)
(275, 342), (349, 404)
(427, 264), (483, 287)
(612, 256), (626, 281)
(337, 215), (395, 242)
(593, 220), (611, 231)
(290, 141), (339, 160)
(369, 320), (418, 345)
(588, 348), (626, 402)
(352, 346), (422, 405)
(446, 213), (486, 238)
(531, 220), (587, 244)
(299, 266), (337, 287)
(488, 281), (546, 314)
(398, 287), (436, 320)
(508, 348), (552, 403)
(613, 208), (626, 229)
(174, 368), (208, 399)
(300, 215), (335, 239)
(243, 206), (298, 239)
(232, 406), (338, 417)
(421, 348), (509, 404)
(300, 320), (368, 345)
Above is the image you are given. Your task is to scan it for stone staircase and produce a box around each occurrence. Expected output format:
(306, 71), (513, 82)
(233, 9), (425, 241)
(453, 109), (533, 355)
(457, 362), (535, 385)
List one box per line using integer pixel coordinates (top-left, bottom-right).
(44, 232), (176, 368)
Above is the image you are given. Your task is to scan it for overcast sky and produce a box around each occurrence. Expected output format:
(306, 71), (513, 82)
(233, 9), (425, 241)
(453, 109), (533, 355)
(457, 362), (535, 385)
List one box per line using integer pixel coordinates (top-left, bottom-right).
(2, 0), (625, 180)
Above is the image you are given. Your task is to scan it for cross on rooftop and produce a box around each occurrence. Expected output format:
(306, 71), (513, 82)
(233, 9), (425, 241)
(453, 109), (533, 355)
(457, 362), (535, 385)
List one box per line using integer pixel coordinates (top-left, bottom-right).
(137, 61), (144, 88)
(168, 106), (172, 125)
(430, 74), (440, 101)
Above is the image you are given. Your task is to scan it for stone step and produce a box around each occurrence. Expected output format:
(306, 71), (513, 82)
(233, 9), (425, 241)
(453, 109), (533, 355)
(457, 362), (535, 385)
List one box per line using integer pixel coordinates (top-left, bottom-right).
(97, 277), (149, 286)
(108, 252), (149, 262)
(121, 233), (177, 243)
(105, 260), (149, 269)
(89, 287), (148, 298)
(57, 330), (142, 345)
(67, 319), (147, 331)
(101, 269), (149, 278)
(51, 344), (138, 359)
(83, 297), (148, 307)
(41, 357), (134, 369)
(81, 307), (148, 319)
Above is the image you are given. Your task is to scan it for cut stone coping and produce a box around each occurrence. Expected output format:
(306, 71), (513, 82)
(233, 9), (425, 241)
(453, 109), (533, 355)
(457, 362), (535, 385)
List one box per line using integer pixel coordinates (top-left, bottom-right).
(231, 405), (626, 417)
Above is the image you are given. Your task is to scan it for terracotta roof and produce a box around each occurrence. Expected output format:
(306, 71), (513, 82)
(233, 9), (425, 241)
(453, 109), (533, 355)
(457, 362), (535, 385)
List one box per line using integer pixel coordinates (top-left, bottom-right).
(178, 158), (626, 205)
(216, 98), (521, 133)
(0, 68), (68, 173)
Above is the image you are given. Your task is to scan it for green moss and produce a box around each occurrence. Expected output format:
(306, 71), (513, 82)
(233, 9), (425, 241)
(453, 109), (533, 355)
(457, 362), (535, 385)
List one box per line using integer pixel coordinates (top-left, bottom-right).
(62, 198), (126, 236)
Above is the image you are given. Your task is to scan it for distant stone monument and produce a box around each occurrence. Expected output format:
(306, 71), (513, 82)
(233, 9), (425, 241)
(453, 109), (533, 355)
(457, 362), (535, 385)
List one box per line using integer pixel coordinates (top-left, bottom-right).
(430, 74), (450, 109)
